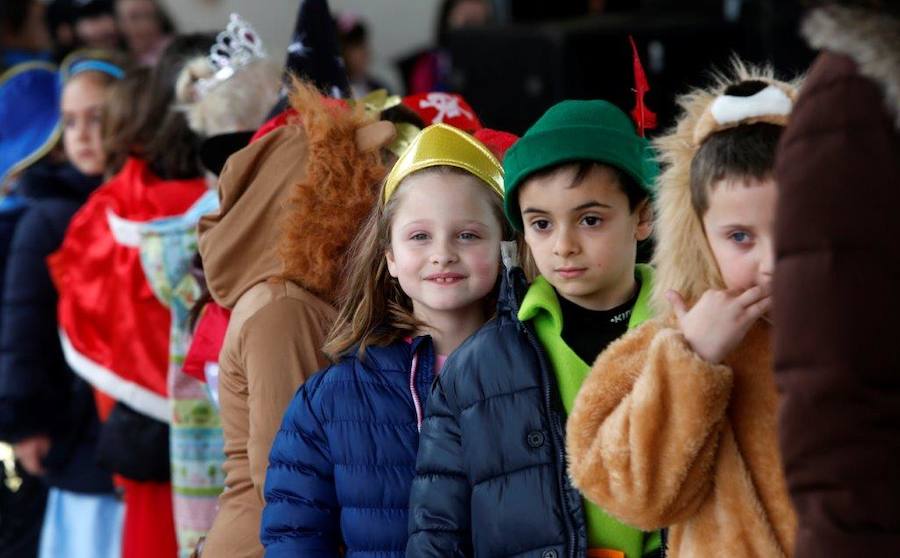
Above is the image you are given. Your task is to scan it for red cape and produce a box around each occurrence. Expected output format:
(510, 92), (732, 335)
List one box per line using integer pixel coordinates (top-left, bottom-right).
(49, 158), (207, 421)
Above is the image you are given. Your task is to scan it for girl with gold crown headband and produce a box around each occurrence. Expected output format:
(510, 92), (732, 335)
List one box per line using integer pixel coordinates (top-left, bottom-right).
(260, 123), (512, 557)
(566, 60), (803, 558)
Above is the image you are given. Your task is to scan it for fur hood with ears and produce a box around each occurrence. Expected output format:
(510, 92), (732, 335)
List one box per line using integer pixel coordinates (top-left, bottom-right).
(649, 62), (801, 314)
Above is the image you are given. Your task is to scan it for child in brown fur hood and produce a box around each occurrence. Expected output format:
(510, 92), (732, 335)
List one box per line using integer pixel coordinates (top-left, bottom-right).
(566, 63), (801, 558)
(195, 79), (396, 558)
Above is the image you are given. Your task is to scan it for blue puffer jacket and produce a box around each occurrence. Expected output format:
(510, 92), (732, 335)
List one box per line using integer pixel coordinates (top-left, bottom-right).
(0, 161), (113, 494)
(407, 262), (667, 558)
(262, 336), (437, 558)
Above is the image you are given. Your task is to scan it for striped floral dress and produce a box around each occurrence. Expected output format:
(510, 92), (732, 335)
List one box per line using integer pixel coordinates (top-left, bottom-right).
(138, 191), (224, 558)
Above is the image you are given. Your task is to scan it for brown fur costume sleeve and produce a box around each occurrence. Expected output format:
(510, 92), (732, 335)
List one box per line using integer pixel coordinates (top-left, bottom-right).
(566, 320), (734, 530)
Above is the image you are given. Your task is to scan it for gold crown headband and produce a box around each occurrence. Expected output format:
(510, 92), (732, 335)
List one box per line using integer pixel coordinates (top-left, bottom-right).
(693, 82), (797, 146)
(382, 123), (504, 202)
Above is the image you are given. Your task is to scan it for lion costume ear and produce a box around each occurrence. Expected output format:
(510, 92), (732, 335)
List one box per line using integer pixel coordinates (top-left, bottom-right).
(355, 120), (397, 153)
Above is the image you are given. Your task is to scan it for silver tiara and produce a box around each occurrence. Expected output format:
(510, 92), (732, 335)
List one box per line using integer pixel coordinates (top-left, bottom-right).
(195, 13), (267, 98)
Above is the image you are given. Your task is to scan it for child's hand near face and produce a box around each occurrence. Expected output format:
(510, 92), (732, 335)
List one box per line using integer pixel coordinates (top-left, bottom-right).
(666, 286), (770, 364)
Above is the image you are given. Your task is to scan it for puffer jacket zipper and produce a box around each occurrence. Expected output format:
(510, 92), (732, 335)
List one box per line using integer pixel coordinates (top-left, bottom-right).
(409, 338), (434, 433)
(410, 352), (424, 432)
(525, 322), (578, 558)
(505, 265), (579, 558)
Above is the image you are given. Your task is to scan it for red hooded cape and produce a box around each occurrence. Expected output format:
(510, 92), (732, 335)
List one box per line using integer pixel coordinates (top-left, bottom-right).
(49, 158), (207, 422)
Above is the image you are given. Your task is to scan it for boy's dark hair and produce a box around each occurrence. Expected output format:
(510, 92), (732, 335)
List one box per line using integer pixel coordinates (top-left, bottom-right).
(138, 33), (214, 180)
(525, 161), (649, 212)
(689, 121), (783, 216)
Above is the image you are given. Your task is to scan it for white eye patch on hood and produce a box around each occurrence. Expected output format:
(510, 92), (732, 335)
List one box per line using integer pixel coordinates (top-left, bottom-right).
(710, 85), (793, 127)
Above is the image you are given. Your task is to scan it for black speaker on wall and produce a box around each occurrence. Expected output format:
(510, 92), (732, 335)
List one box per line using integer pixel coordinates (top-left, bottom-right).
(443, 13), (741, 136)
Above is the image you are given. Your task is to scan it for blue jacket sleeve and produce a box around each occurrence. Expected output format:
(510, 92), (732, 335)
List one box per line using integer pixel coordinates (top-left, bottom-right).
(406, 369), (472, 557)
(261, 374), (341, 558)
(0, 205), (70, 442)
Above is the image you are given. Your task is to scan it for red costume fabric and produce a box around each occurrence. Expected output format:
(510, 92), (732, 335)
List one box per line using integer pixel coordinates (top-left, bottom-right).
(473, 128), (518, 160)
(48, 157), (207, 558)
(120, 478), (178, 558)
(49, 157), (206, 422)
(182, 303), (230, 384)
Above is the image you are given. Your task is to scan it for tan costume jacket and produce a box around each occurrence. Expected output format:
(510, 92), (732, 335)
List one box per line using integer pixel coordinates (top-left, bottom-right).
(567, 320), (796, 557)
(197, 126), (335, 557)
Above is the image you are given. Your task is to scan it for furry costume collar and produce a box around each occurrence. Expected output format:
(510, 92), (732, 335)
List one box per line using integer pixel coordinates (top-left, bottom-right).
(803, 5), (900, 130)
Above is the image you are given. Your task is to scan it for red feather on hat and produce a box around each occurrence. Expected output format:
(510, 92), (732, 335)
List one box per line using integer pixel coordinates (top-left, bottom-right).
(629, 35), (657, 137)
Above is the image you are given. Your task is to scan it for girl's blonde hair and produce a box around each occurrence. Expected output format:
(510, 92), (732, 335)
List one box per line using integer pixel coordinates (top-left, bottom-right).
(323, 166), (510, 360)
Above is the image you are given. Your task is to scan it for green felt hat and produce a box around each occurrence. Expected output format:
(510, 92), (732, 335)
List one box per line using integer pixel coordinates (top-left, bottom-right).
(502, 99), (658, 231)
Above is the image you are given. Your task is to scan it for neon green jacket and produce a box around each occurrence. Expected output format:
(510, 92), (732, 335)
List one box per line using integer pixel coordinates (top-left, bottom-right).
(518, 264), (660, 558)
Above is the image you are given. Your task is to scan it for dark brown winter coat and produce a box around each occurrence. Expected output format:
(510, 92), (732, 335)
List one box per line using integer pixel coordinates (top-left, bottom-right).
(774, 6), (900, 557)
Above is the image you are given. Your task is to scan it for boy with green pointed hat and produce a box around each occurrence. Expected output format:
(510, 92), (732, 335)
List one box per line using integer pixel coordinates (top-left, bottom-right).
(408, 99), (663, 558)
